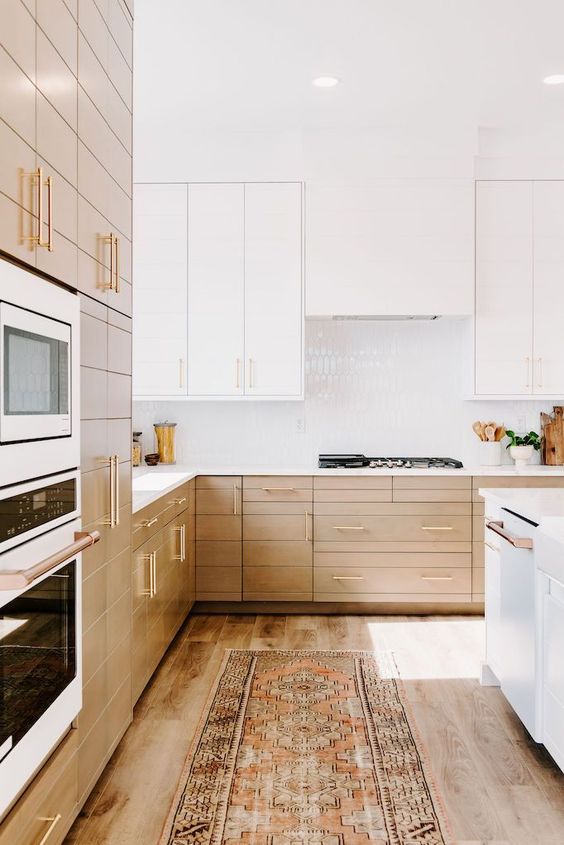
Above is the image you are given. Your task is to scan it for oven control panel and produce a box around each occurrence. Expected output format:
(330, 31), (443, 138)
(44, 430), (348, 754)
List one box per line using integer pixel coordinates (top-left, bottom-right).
(0, 476), (77, 546)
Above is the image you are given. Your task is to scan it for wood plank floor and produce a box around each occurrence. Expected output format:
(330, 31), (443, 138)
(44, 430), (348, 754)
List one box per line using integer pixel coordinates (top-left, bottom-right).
(65, 613), (564, 845)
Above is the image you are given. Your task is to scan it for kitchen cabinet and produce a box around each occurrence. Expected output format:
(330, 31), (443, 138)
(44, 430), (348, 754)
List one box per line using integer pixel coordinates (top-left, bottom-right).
(306, 179), (474, 317)
(133, 182), (303, 399)
(196, 476), (242, 601)
(542, 577), (564, 771)
(133, 184), (188, 395)
(475, 180), (564, 397)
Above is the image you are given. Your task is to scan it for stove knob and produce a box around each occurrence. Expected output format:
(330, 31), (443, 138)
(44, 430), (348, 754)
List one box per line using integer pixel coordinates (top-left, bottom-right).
(404, 460), (413, 469)
(396, 459), (404, 466)
(369, 460), (377, 468)
(386, 460), (394, 468)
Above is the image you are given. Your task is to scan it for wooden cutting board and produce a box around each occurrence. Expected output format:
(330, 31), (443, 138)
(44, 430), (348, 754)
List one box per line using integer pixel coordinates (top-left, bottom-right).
(542, 406), (564, 465)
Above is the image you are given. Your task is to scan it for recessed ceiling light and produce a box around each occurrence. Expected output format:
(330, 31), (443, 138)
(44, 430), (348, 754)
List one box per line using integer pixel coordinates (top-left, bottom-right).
(312, 76), (340, 88)
(543, 74), (564, 85)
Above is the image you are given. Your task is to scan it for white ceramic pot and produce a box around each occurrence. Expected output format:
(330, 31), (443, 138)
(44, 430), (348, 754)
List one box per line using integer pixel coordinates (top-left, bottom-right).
(509, 444), (534, 469)
(479, 441), (502, 466)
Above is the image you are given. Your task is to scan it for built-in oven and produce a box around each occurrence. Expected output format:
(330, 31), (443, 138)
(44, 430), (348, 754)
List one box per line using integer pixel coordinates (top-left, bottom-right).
(0, 257), (80, 487)
(0, 472), (98, 817)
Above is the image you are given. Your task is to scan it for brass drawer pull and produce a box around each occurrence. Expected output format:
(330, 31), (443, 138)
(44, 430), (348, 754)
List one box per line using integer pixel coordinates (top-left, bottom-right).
(333, 525), (365, 531)
(421, 526), (454, 531)
(248, 357), (254, 388)
(304, 511), (311, 541)
(24, 167), (53, 249)
(170, 496), (187, 506)
(332, 576), (365, 581)
(141, 516), (158, 528)
(420, 575), (454, 581)
(261, 487), (296, 492)
(174, 525), (186, 561)
(0, 531), (100, 590)
(38, 814), (62, 845)
(103, 233), (120, 291)
(233, 484), (238, 515)
(486, 520), (533, 549)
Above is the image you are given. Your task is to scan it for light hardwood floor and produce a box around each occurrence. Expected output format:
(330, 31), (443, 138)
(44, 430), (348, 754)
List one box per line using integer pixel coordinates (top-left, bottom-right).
(66, 613), (564, 845)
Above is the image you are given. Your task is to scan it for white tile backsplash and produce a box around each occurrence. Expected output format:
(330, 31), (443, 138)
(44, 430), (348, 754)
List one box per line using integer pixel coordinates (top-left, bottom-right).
(133, 319), (553, 468)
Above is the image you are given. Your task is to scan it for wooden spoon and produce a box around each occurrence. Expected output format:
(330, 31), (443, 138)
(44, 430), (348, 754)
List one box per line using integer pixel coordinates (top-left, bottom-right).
(494, 425), (506, 441)
(472, 421), (485, 441)
(484, 425), (496, 442)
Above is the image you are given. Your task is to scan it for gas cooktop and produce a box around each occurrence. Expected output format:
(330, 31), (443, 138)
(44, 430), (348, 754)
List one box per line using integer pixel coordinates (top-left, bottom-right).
(318, 454), (464, 469)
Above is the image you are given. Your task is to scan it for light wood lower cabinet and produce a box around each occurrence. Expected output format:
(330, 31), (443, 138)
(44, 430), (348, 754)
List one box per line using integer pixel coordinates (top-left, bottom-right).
(196, 476), (242, 600)
(0, 729), (78, 845)
(132, 488), (195, 704)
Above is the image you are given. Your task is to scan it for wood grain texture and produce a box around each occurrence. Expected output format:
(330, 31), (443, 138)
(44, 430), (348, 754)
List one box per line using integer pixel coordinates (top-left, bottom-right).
(64, 613), (564, 845)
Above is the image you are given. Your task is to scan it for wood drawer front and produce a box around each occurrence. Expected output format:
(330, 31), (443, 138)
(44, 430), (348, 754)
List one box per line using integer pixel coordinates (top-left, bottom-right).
(243, 566), (312, 597)
(315, 540), (472, 553)
(132, 485), (191, 549)
(244, 475), (313, 490)
(314, 552), (472, 569)
(0, 730), (78, 845)
(196, 475), (242, 490)
(314, 476), (392, 490)
(196, 515), (242, 541)
(314, 567), (472, 596)
(243, 514), (311, 542)
(314, 502), (471, 517)
(314, 489), (392, 503)
(393, 489), (471, 503)
(196, 488), (240, 515)
(196, 567), (241, 595)
(314, 515), (471, 544)
(393, 476), (471, 490)
(243, 487), (312, 503)
(244, 501), (312, 516)
(244, 540), (312, 567)
(196, 540), (242, 567)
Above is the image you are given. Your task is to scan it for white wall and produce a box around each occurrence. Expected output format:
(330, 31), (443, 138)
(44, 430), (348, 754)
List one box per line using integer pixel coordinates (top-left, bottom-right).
(133, 318), (552, 468)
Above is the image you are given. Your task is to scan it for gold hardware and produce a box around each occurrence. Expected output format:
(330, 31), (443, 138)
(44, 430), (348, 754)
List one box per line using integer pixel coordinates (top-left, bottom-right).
(537, 357), (543, 388)
(151, 551), (157, 595)
(236, 358), (241, 389)
(421, 526), (454, 531)
(486, 520), (533, 549)
(140, 554), (152, 595)
(113, 455), (119, 525)
(0, 532), (100, 590)
(248, 358), (254, 388)
(333, 525), (365, 531)
(420, 575), (454, 581)
(525, 356), (530, 389)
(261, 487), (296, 492)
(102, 234), (119, 291)
(38, 814), (62, 845)
(179, 358), (184, 389)
(173, 525), (186, 561)
(115, 234), (120, 292)
(101, 455), (119, 526)
(46, 174), (53, 250)
(304, 510), (311, 541)
(170, 496), (187, 506)
(23, 168), (53, 248)
(141, 516), (158, 528)
(233, 484), (238, 515)
(332, 576), (365, 581)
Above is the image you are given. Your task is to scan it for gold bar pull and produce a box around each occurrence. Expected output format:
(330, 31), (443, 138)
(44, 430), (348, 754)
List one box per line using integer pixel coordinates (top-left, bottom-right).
(236, 358), (241, 389)
(0, 532), (100, 590)
(421, 526), (454, 531)
(46, 174), (53, 250)
(304, 511), (310, 541)
(248, 358), (254, 389)
(141, 516), (158, 528)
(113, 455), (120, 526)
(233, 484), (238, 515)
(23, 167), (43, 246)
(261, 487), (296, 492)
(173, 525), (185, 561)
(486, 520), (533, 549)
(114, 234), (120, 292)
(169, 496), (187, 506)
(333, 525), (365, 531)
(38, 814), (62, 845)
(537, 357), (543, 389)
(332, 576), (365, 581)
(420, 575), (454, 581)
(151, 551), (157, 595)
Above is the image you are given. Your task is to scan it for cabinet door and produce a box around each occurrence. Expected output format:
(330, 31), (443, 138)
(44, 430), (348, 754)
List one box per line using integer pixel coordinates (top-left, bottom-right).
(133, 184), (188, 395)
(244, 183), (302, 396)
(533, 181), (564, 395)
(475, 181), (533, 395)
(187, 184), (244, 396)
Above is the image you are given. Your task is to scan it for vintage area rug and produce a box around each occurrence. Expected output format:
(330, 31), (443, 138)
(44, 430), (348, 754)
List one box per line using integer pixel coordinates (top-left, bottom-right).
(160, 650), (454, 844)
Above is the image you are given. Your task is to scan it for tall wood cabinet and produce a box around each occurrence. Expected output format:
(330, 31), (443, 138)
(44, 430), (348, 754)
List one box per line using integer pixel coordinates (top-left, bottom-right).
(133, 181), (304, 399)
(475, 180), (564, 397)
(0, 0), (133, 839)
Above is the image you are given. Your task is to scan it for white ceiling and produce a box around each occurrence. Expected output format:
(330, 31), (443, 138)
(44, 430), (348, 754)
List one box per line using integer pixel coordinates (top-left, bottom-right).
(134, 0), (564, 134)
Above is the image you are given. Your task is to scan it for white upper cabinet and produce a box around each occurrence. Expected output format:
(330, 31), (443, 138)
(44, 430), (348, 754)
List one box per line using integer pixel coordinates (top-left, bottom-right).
(244, 183), (302, 397)
(187, 184), (245, 396)
(475, 180), (564, 398)
(133, 183), (188, 396)
(305, 179), (474, 317)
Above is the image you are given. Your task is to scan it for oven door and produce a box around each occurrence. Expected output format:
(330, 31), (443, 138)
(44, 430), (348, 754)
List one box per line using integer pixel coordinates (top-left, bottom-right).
(0, 302), (72, 444)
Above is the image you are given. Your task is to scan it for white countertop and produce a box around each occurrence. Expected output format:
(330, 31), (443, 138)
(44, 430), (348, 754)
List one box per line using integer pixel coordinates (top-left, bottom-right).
(132, 462), (564, 513)
(479, 487), (564, 524)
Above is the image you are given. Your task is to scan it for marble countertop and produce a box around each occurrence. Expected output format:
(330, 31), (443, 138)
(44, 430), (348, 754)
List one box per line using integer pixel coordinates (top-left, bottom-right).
(132, 463), (564, 513)
(479, 487), (564, 525)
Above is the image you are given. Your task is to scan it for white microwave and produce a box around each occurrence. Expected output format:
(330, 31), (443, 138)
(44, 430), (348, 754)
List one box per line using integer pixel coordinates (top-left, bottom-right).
(0, 259), (80, 486)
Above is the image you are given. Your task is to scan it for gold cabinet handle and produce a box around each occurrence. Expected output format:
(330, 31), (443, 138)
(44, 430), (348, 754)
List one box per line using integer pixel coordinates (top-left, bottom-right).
(233, 484), (238, 515)
(261, 487), (296, 492)
(151, 551), (157, 595)
(99, 455), (118, 527)
(332, 576), (365, 581)
(0, 531), (100, 590)
(141, 516), (158, 528)
(103, 234), (119, 291)
(525, 356), (530, 389)
(170, 496), (187, 506)
(333, 525), (365, 531)
(23, 167), (52, 249)
(537, 357), (543, 389)
(179, 358), (184, 389)
(236, 358), (241, 389)
(173, 525), (186, 561)
(304, 510), (311, 541)
(46, 174), (53, 251)
(114, 234), (120, 292)
(421, 526), (454, 531)
(113, 455), (119, 526)
(248, 358), (254, 389)
(38, 814), (62, 845)
(420, 575), (454, 581)
(486, 520), (533, 549)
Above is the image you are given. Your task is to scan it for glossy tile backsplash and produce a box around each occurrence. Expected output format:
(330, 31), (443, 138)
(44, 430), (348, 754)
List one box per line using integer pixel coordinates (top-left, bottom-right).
(134, 319), (553, 467)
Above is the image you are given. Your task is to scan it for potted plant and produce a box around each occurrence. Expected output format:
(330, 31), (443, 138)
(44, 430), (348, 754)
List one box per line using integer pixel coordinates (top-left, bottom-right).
(505, 430), (541, 468)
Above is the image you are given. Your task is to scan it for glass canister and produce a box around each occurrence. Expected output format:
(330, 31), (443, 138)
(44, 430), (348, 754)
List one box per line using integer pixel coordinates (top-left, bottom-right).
(153, 421), (176, 464)
(132, 431), (143, 467)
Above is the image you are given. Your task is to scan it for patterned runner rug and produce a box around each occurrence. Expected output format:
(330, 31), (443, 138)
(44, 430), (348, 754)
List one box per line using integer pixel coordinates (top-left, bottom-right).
(160, 650), (454, 844)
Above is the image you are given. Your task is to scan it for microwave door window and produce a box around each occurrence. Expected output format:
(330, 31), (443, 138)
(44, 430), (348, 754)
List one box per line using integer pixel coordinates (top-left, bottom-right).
(4, 326), (69, 416)
(0, 562), (76, 757)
